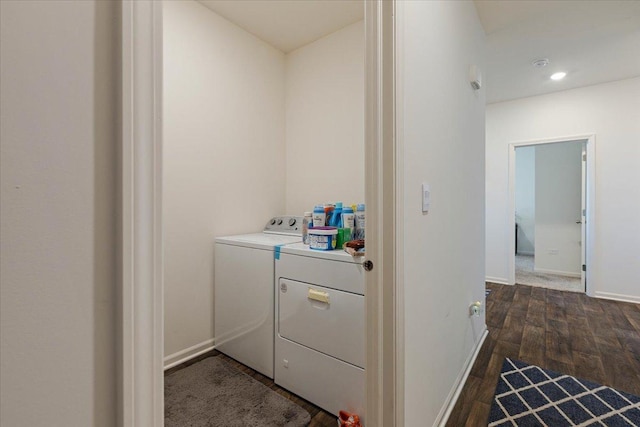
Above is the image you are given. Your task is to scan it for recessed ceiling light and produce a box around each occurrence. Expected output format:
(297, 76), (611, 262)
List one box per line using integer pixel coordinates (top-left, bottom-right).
(550, 72), (567, 81)
(532, 58), (549, 68)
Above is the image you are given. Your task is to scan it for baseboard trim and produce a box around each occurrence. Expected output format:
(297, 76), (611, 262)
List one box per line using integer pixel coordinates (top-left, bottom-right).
(486, 276), (509, 285)
(594, 291), (640, 304)
(436, 327), (489, 427)
(164, 338), (215, 370)
(533, 267), (581, 278)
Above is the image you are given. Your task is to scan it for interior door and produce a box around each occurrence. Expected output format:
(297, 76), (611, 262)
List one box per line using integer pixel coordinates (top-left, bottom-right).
(580, 142), (587, 289)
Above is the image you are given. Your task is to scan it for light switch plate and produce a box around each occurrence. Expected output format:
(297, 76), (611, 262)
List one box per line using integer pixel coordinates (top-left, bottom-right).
(422, 183), (430, 213)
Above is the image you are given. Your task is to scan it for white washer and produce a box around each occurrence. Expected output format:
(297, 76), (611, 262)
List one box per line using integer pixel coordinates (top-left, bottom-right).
(214, 216), (302, 378)
(274, 242), (365, 420)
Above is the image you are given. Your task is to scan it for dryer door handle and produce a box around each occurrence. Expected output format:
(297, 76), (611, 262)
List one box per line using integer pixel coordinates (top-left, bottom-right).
(307, 288), (330, 304)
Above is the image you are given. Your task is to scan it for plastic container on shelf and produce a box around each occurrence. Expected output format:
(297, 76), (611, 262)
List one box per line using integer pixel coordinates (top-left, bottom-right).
(308, 226), (338, 251)
(355, 204), (365, 240)
(312, 205), (326, 227)
(330, 202), (343, 228)
(324, 204), (335, 226)
(341, 206), (355, 240)
(336, 228), (351, 249)
(302, 212), (312, 245)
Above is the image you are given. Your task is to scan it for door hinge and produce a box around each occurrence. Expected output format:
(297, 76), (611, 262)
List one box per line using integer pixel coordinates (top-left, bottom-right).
(582, 209), (586, 217)
(582, 153), (587, 161)
(582, 264), (586, 272)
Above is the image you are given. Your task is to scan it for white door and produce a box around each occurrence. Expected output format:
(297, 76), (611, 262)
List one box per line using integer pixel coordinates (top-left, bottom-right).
(580, 142), (587, 289)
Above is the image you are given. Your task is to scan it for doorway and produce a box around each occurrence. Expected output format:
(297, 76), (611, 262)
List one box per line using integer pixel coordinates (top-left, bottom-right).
(121, 1), (396, 425)
(508, 135), (595, 294)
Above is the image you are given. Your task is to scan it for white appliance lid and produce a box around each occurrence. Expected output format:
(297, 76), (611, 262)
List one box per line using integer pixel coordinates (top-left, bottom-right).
(216, 233), (302, 250)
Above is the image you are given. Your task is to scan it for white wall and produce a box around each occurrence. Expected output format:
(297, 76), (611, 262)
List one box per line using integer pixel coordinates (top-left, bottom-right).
(164, 1), (366, 362)
(400, 1), (486, 425)
(487, 77), (640, 302)
(163, 0), (286, 361)
(515, 146), (535, 255)
(534, 141), (583, 276)
(285, 20), (365, 214)
(0, 1), (118, 425)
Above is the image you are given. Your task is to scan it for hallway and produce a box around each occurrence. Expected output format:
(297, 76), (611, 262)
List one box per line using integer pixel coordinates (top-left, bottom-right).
(446, 283), (640, 426)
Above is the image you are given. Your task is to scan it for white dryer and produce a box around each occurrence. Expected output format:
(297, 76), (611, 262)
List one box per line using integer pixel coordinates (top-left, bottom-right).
(275, 243), (365, 420)
(214, 216), (302, 378)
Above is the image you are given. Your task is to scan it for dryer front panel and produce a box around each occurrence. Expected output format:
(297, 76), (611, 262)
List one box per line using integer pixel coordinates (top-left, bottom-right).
(277, 278), (365, 369)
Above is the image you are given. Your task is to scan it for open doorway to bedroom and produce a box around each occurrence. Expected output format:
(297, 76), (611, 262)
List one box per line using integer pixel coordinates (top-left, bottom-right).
(511, 138), (590, 292)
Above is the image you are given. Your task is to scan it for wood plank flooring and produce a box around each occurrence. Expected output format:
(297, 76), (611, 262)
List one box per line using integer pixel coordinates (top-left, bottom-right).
(446, 283), (640, 427)
(165, 350), (337, 426)
(167, 284), (640, 426)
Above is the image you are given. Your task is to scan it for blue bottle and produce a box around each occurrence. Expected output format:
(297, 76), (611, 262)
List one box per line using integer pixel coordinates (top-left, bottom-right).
(330, 202), (343, 228)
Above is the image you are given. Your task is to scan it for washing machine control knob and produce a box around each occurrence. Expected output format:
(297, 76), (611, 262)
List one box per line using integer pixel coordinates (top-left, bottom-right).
(288, 218), (296, 226)
(277, 218), (283, 225)
(270, 219), (276, 225)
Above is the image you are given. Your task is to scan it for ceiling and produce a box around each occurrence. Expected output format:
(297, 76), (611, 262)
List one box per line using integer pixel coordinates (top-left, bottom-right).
(198, 0), (364, 53)
(475, 0), (640, 103)
(197, 0), (640, 103)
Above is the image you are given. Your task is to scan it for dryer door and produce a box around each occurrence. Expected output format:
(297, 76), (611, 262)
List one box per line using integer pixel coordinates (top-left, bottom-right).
(278, 278), (365, 368)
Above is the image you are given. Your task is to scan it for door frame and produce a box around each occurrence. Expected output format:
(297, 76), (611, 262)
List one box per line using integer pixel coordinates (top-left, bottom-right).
(120, 1), (398, 426)
(365, 1), (400, 426)
(507, 134), (595, 295)
(121, 1), (164, 425)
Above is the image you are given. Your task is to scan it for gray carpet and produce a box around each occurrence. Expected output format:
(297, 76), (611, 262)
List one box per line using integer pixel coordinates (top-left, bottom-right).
(516, 254), (583, 293)
(165, 357), (311, 427)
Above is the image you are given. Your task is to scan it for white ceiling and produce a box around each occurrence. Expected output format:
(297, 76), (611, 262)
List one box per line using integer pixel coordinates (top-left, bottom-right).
(475, 0), (640, 103)
(197, 1), (640, 103)
(198, 0), (364, 53)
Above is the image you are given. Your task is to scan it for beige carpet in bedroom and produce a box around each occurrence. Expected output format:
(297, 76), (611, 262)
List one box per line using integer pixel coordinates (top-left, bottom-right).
(515, 254), (583, 293)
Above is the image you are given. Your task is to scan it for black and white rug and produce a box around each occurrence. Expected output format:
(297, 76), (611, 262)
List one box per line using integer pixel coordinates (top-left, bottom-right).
(489, 358), (640, 426)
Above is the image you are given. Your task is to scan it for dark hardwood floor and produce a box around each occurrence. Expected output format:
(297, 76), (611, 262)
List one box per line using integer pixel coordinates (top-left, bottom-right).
(446, 282), (640, 427)
(167, 284), (640, 426)
(165, 350), (337, 426)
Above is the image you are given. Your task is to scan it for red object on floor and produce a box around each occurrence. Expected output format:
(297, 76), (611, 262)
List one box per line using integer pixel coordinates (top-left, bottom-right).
(338, 410), (362, 427)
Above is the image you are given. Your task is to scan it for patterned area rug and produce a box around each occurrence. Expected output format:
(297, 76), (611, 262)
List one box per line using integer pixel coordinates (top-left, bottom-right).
(489, 358), (640, 426)
(165, 357), (311, 427)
